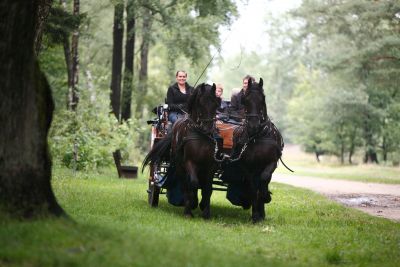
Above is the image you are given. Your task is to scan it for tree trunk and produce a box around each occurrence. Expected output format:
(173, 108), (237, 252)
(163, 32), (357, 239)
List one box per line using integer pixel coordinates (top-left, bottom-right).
(69, 0), (80, 111)
(340, 143), (344, 164)
(315, 152), (320, 162)
(86, 69), (96, 104)
(364, 149), (379, 164)
(110, 3), (124, 121)
(62, 32), (72, 108)
(60, 0), (73, 109)
(363, 127), (378, 164)
(0, 0), (65, 218)
(136, 8), (153, 116)
(34, 0), (54, 55)
(382, 135), (388, 162)
(348, 126), (357, 164)
(121, 0), (135, 121)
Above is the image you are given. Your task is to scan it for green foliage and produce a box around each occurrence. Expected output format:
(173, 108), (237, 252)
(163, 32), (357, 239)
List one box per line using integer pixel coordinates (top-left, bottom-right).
(158, 0), (237, 73)
(44, 4), (83, 46)
(284, 0), (400, 163)
(1, 167), (399, 266)
(39, 45), (68, 109)
(49, 97), (142, 170)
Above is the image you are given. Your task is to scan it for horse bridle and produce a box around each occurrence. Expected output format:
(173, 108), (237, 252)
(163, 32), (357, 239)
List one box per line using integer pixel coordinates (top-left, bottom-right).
(195, 110), (217, 131)
(244, 111), (266, 128)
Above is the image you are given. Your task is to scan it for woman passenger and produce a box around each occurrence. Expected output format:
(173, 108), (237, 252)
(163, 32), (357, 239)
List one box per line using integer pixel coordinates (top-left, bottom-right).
(166, 70), (194, 124)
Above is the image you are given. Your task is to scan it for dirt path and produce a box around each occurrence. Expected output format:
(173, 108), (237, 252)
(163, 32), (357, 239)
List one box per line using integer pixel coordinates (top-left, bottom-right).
(273, 174), (400, 222)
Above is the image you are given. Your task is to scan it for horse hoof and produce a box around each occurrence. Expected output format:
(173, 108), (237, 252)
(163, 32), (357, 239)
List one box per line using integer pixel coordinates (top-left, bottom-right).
(242, 204), (251, 210)
(261, 191), (272, 203)
(184, 213), (194, 218)
(264, 192), (272, 203)
(202, 214), (211, 220)
(252, 216), (264, 224)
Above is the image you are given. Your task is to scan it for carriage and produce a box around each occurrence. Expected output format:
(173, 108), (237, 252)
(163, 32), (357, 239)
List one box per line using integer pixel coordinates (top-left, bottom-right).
(143, 80), (285, 222)
(145, 103), (238, 207)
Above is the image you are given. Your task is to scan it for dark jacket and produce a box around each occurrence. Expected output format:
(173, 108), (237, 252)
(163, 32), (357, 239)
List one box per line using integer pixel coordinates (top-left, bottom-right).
(166, 82), (194, 112)
(229, 89), (245, 119)
(217, 98), (229, 113)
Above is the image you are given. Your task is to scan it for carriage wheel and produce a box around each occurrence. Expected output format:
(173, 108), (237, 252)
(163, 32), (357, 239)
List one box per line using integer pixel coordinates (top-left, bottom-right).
(148, 181), (160, 207)
(147, 165), (160, 207)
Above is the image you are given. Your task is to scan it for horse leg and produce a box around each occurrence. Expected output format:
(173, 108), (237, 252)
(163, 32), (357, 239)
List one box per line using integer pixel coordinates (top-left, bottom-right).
(257, 187), (266, 220)
(251, 192), (263, 223)
(199, 173), (213, 219)
(243, 174), (262, 223)
(180, 172), (194, 218)
(186, 161), (199, 210)
(260, 162), (276, 204)
(256, 192), (266, 220)
(179, 167), (197, 218)
(257, 162), (277, 220)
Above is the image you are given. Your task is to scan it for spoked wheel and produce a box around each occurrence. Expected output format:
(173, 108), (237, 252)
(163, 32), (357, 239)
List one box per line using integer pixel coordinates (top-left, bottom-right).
(147, 165), (160, 207)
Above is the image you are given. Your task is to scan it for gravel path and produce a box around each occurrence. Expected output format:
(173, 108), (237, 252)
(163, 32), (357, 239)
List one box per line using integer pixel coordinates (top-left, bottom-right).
(273, 173), (400, 222)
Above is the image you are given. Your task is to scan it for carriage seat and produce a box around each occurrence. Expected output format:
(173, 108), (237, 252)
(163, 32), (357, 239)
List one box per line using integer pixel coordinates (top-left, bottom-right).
(216, 121), (239, 153)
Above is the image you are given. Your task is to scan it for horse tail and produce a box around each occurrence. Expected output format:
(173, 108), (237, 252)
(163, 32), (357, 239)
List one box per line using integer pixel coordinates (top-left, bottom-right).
(141, 132), (172, 172)
(279, 157), (294, 173)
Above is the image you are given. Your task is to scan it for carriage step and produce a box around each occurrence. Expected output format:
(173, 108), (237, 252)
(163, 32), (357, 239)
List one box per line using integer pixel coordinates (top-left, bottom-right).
(212, 180), (228, 187)
(146, 189), (166, 194)
(212, 187), (228, 191)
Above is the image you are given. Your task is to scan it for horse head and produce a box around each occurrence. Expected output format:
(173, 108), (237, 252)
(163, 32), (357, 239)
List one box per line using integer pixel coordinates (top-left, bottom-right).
(187, 83), (219, 134)
(244, 78), (267, 136)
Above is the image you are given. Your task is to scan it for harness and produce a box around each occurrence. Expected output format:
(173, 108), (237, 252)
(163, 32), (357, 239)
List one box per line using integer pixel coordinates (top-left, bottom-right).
(177, 117), (216, 150)
(229, 114), (285, 159)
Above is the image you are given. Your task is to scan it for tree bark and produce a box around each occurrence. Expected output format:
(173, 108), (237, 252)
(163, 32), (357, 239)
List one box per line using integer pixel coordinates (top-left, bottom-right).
(363, 118), (379, 164)
(86, 69), (96, 104)
(136, 8), (153, 116)
(0, 0), (65, 218)
(69, 0), (80, 111)
(62, 32), (73, 107)
(348, 127), (357, 164)
(110, 3), (124, 121)
(34, 0), (54, 55)
(60, 0), (73, 109)
(121, 0), (135, 121)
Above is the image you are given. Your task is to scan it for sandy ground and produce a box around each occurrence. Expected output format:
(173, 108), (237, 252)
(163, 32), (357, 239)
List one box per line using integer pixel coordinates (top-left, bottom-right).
(273, 174), (400, 222)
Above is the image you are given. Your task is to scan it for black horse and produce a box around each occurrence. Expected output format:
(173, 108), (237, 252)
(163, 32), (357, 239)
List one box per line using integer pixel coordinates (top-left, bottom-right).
(230, 78), (284, 223)
(142, 83), (219, 219)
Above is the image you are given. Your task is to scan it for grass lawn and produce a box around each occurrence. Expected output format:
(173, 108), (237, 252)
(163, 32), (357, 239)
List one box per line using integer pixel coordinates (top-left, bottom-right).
(276, 145), (400, 184)
(1, 166), (399, 267)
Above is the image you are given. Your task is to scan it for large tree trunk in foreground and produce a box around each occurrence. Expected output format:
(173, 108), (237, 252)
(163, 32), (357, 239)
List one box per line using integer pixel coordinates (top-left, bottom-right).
(110, 3), (124, 121)
(0, 0), (65, 218)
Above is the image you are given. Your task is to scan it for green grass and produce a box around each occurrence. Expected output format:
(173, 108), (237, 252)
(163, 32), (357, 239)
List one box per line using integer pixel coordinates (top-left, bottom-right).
(277, 145), (400, 184)
(1, 167), (399, 267)
(276, 164), (400, 184)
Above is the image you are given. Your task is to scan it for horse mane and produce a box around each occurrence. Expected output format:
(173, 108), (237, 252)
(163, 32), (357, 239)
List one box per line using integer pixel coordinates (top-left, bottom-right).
(187, 83), (217, 119)
(187, 83), (203, 115)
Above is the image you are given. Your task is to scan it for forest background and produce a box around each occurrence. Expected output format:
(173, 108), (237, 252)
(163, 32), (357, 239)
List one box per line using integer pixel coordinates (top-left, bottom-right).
(40, 0), (400, 171)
